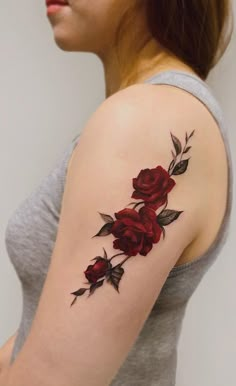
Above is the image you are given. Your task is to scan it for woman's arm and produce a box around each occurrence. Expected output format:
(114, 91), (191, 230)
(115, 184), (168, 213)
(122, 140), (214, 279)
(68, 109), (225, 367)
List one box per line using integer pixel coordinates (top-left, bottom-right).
(3, 85), (206, 386)
(0, 330), (18, 373)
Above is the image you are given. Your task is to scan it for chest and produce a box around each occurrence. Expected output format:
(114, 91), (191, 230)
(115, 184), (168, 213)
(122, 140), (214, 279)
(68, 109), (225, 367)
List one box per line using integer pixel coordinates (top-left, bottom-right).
(4, 155), (68, 284)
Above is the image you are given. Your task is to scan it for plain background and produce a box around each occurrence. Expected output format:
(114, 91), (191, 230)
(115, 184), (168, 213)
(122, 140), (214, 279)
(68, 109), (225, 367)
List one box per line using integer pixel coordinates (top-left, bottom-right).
(0, 1), (235, 385)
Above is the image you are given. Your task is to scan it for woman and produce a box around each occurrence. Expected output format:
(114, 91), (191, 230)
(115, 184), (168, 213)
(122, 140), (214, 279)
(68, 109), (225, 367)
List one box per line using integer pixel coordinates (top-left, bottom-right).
(1, 1), (234, 385)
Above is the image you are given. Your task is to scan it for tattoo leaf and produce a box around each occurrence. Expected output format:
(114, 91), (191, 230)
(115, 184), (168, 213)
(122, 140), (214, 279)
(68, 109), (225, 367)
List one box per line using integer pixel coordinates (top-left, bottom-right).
(107, 265), (124, 293)
(70, 288), (87, 297)
(157, 209), (183, 226)
(183, 146), (192, 154)
(92, 222), (113, 237)
(189, 129), (195, 139)
(98, 212), (114, 223)
(172, 158), (189, 175)
(168, 159), (175, 174)
(102, 247), (108, 259)
(88, 279), (104, 296)
(171, 150), (176, 160)
(162, 226), (166, 240)
(90, 248), (108, 260)
(171, 132), (182, 155)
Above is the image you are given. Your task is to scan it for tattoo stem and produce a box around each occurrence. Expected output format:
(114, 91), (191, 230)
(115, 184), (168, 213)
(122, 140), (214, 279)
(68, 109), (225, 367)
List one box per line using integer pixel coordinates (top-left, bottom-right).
(169, 131), (192, 176)
(108, 252), (126, 262)
(162, 197), (168, 211)
(132, 201), (146, 209)
(119, 255), (131, 267)
(110, 255), (132, 270)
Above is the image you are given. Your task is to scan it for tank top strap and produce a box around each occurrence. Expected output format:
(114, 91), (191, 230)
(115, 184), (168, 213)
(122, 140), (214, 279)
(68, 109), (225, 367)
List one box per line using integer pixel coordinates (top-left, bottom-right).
(143, 69), (228, 135)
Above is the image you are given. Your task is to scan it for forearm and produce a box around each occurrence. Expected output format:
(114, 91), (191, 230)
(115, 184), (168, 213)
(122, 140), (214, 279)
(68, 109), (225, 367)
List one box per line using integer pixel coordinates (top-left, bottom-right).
(0, 330), (18, 373)
(0, 340), (69, 386)
(0, 367), (10, 386)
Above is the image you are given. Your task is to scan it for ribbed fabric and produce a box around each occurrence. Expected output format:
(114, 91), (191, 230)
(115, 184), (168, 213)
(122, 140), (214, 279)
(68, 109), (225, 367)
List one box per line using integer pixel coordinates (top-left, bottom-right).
(5, 70), (233, 385)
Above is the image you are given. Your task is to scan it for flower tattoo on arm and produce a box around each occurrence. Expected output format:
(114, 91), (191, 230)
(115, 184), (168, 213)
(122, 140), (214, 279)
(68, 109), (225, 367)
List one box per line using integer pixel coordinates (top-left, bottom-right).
(70, 130), (195, 306)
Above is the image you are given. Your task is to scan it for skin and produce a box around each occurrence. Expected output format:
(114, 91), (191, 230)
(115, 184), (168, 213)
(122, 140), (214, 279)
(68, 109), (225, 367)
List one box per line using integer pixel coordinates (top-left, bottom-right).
(0, 331), (17, 375)
(46, 0), (198, 97)
(0, 1), (229, 384)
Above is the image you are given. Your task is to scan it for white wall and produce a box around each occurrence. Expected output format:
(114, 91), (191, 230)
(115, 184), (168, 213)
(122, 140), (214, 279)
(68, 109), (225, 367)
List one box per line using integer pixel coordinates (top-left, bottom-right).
(0, 0), (104, 344)
(0, 1), (235, 385)
(176, 3), (236, 385)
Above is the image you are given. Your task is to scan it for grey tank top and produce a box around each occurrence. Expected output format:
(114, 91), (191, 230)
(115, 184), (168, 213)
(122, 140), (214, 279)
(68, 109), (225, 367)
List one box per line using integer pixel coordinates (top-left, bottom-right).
(5, 70), (233, 385)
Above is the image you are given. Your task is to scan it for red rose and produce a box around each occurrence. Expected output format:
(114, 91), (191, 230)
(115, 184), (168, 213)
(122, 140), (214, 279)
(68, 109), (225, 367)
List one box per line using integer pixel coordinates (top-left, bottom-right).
(84, 258), (110, 284)
(110, 207), (163, 256)
(131, 165), (176, 210)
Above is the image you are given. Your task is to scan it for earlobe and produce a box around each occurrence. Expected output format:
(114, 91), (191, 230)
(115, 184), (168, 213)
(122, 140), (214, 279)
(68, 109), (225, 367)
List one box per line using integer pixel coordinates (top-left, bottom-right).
(70, 129), (195, 307)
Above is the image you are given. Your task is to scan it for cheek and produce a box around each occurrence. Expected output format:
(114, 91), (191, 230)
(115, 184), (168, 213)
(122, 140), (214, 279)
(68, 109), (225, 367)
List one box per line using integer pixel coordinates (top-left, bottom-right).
(50, 9), (106, 52)
(68, 1), (107, 30)
(70, 0), (119, 27)
(70, 0), (105, 16)
(73, 3), (116, 39)
(51, 0), (120, 51)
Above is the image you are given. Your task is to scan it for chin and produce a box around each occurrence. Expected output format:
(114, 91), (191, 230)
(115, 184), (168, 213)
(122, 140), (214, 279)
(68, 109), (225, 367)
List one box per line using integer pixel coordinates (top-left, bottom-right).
(54, 36), (99, 54)
(53, 35), (75, 51)
(51, 27), (92, 52)
(51, 29), (76, 51)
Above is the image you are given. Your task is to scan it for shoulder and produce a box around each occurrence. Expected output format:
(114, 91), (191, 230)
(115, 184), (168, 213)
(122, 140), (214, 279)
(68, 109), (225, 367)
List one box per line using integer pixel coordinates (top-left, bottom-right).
(81, 81), (220, 148)
(75, 82), (208, 154)
(84, 81), (226, 179)
(70, 81), (227, 243)
(67, 83), (213, 247)
(74, 80), (221, 190)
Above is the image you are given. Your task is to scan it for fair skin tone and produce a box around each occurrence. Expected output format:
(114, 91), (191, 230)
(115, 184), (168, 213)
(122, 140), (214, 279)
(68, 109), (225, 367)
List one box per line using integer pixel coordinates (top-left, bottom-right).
(45, 0), (198, 96)
(0, 332), (18, 373)
(1, 1), (228, 384)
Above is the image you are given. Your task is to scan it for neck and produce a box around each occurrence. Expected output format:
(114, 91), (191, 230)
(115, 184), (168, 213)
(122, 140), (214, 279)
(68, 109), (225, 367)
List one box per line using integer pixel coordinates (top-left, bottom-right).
(98, 7), (197, 98)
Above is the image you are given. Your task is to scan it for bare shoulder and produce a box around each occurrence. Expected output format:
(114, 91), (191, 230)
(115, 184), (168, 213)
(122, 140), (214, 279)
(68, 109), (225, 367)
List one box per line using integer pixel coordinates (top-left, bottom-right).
(120, 82), (229, 266)
(75, 82), (229, 267)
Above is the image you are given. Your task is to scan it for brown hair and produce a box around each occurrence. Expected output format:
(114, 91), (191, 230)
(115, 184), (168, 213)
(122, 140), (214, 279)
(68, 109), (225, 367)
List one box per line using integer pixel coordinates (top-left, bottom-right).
(146, 0), (234, 80)
(115, 1), (234, 81)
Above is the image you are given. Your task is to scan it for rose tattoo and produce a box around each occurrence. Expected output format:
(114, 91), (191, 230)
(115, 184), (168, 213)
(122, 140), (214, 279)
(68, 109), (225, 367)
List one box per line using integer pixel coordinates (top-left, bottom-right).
(70, 130), (195, 306)
(131, 165), (176, 210)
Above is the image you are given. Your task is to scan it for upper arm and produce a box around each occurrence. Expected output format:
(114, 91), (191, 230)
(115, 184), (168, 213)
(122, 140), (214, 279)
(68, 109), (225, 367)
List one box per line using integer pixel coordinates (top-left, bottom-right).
(7, 85), (204, 386)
